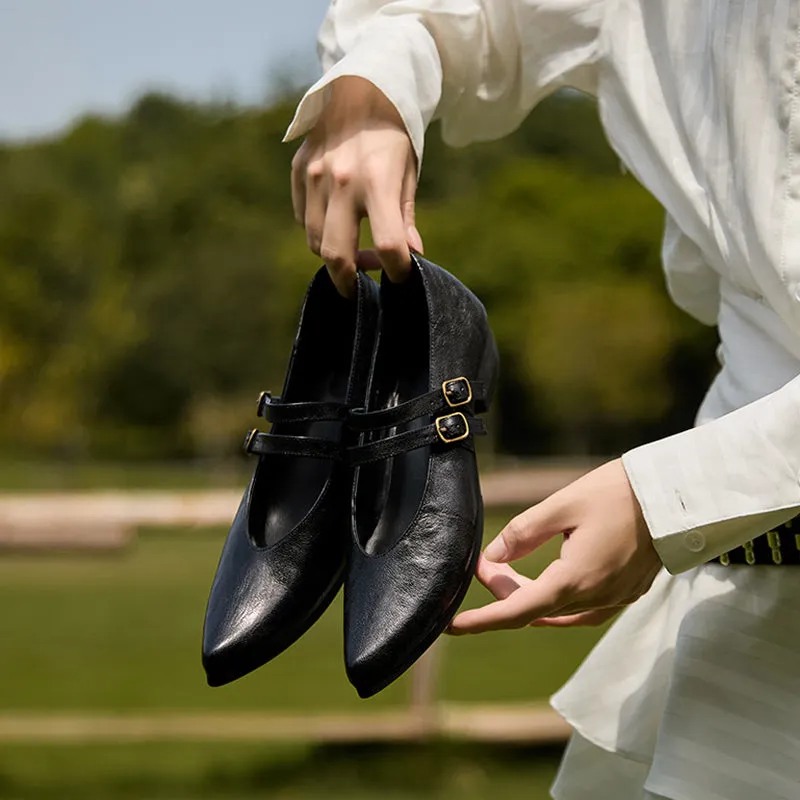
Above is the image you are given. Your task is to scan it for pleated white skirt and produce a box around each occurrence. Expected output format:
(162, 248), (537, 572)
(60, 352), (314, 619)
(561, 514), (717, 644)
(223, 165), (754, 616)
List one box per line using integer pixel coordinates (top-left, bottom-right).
(547, 565), (800, 800)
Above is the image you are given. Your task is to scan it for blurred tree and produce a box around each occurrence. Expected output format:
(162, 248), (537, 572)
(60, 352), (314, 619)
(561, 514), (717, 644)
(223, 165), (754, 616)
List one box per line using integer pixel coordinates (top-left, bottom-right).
(0, 91), (717, 460)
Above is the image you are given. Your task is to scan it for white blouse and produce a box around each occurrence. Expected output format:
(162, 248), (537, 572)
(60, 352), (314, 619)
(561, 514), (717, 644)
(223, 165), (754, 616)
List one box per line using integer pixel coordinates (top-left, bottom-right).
(284, 0), (800, 575)
(285, 5), (800, 798)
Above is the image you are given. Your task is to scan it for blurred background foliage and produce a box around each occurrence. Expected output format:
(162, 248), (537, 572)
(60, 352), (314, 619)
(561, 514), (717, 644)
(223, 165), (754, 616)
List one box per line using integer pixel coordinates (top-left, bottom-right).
(0, 90), (718, 466)
(0, 87), (725, 799)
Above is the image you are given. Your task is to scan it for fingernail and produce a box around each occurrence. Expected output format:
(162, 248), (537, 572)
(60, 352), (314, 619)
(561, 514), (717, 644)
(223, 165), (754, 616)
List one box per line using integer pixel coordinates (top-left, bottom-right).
(484, 536), (508, 563)
(407, 226), (424, 254)
(446, 620), (466, 636)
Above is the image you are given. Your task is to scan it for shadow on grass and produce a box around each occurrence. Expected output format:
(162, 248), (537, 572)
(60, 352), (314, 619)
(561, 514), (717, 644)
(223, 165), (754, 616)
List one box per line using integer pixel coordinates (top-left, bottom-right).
(0, 741), (565, 800)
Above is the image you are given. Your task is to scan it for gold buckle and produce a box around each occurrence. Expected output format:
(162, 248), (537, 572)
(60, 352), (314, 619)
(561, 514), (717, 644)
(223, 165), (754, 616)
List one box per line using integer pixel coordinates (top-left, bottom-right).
(256, 391), (271, 417)
(442, 377), (472, 408)
(243, 428), (258, 453)
(435, 412), (470, 443)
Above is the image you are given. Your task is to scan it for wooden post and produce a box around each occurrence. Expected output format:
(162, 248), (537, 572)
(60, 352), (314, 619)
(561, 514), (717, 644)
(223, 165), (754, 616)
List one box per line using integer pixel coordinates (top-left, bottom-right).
(409, 638), (443, 737)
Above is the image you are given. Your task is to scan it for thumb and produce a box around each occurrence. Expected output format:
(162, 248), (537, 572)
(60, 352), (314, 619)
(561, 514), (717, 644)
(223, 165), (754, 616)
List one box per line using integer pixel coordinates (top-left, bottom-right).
(484, 496), (568, 563)
(401, 161), (423, 254)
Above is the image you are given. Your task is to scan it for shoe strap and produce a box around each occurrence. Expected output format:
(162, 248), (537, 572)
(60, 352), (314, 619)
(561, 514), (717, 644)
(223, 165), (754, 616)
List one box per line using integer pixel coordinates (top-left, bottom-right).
(347, 377), (488, 433)
(346, 413), (486, 466)
(243, 429), (342, 460)
(256, 391), (349, 424)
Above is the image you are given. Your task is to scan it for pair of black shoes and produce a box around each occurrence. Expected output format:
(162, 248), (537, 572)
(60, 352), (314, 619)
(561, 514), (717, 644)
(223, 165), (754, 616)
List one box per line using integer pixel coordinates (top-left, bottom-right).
(202, 255), (499, 698)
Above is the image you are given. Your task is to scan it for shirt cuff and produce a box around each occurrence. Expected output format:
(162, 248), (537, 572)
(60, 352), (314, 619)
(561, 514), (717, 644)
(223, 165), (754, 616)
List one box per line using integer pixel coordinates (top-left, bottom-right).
(622, 376), (800, 574)
(282, 15), (442, 174)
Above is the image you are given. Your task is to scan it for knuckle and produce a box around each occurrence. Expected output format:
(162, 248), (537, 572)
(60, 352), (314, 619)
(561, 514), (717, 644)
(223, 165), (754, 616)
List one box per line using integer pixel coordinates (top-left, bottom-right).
(306, 232), (322, 256)
(306, 159), (325, 181)
(374, 237), (405, 257)
(363, 158), (391, 189)
(364, 150), (391, 173)
(329, 166), (352, 189)
(502, 517), (525, 550)
(319, 247), (349, 269)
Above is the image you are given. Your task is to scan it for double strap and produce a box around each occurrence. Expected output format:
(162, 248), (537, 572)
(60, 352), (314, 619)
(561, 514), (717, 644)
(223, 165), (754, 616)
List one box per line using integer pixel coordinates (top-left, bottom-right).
(347, 377), (487, 432)
(243, 377), (488, 464)
(243, 429), (341, 460)
(243, 391), (346, 460)
(256, 391), (349, 424)
(347, 411), (486, 466)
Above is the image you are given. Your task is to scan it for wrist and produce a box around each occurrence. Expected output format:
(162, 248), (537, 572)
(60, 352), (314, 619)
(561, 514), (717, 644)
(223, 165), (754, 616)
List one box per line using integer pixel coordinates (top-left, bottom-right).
(326, 76), (405, 128)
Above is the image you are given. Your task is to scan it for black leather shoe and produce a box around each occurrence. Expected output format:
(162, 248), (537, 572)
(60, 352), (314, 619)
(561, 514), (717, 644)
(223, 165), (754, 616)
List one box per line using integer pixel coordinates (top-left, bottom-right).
(202, 268), (380, 687)
(344, 254), (499, 698)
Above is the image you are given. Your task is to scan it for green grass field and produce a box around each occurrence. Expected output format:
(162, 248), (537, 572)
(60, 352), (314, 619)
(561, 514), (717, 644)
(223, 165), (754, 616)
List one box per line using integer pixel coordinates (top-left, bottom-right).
(0, 511), (608, 798)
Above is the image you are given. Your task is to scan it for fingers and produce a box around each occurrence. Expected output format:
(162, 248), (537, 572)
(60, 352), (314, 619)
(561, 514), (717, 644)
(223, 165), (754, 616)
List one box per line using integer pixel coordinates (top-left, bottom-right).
(364, 184), (411, 281)
(483, 497), (569, 564)
(294, 110), (419, 284)
(401, 163), (423, 255)
(530, 607), (622, 628)
(320, 176), (361, 297)
(356, 249), (383, 272)
(304, 157), (327, 258)
(290, 143), (308, 225)
(295, 151), (416, 285)
(473, 555), (533, 600)
(358, 157), (419, 271)
(449, 560), (574, 635)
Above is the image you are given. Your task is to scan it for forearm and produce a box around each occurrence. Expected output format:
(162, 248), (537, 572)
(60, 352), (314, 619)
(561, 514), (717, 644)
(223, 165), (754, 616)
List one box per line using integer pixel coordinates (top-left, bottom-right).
(284, 0), (605, 170)
(284, 8), (442, 169)
(623, 373), (800, 573)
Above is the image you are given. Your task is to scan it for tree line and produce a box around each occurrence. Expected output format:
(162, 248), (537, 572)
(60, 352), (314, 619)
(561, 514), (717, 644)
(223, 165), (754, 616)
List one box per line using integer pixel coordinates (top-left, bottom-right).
(0, 91), (718, 461)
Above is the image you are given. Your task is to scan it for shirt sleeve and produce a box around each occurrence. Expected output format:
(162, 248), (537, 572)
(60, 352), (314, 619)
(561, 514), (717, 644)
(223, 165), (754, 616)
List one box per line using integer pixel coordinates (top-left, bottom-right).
(622, 373), (800, 574)
(282, 0), (606, 170)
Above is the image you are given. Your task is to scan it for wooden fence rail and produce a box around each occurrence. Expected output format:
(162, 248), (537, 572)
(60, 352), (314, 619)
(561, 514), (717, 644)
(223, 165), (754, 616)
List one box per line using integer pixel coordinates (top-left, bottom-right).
(0, 463), (595, 550)
(0, 463), (593, 744)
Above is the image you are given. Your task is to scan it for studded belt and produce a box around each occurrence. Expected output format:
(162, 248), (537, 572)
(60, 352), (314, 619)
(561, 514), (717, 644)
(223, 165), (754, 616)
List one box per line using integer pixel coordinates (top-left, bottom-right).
(711, 516), (800, 566)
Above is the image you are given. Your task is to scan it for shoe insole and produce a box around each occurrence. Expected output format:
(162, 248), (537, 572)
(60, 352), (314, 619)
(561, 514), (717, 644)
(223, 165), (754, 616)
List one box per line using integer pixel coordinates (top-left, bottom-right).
(356, 275), (430, 556)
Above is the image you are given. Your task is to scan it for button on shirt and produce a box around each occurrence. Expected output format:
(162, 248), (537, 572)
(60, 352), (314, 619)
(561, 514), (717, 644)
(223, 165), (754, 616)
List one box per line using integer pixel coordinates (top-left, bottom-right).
(683, 531), (706, 553)
(284, 0), (800, 576)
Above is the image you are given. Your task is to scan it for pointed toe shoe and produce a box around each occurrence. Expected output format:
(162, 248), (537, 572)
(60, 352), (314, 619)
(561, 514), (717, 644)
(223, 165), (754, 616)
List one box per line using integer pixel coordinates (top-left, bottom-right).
(203, 268), (379, 686)
(344, 254), (499, 698)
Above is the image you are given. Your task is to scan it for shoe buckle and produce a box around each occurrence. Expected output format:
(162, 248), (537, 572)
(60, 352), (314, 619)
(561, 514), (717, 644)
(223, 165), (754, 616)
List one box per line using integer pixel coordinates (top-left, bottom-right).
(435, 412), (470, 444)
(256, 391), (271, 418)
(243, 428), (258, 454)
(442, 377), (472, 408)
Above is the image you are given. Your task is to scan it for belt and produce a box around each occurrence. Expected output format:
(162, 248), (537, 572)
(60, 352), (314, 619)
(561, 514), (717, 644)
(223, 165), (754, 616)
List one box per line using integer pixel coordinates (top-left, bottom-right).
(711, 516), (800, 566)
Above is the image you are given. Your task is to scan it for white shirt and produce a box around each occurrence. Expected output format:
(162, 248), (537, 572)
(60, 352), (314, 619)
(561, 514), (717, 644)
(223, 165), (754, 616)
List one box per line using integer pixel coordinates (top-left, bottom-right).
(284, 0), (800, 576)
(285, 7), (800, 798)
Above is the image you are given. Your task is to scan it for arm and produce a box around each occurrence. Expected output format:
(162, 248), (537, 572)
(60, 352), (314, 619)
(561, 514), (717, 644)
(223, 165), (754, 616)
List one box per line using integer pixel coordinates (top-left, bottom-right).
(286, 0), (604, 166)
(286, 0), (605, 295)
(624, 372), (800, 574)
(450, 377), (800, 634)
(289, 1), (795, 636)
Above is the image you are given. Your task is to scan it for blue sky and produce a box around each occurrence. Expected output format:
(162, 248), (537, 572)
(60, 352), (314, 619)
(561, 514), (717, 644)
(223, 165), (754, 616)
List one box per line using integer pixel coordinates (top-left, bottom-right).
(0, 0), (331, 140)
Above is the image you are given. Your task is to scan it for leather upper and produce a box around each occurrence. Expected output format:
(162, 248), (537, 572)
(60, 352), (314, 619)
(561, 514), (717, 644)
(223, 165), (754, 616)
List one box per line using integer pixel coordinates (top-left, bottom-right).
(344, 255), (499, 696)
(202, 269), (380, 686)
